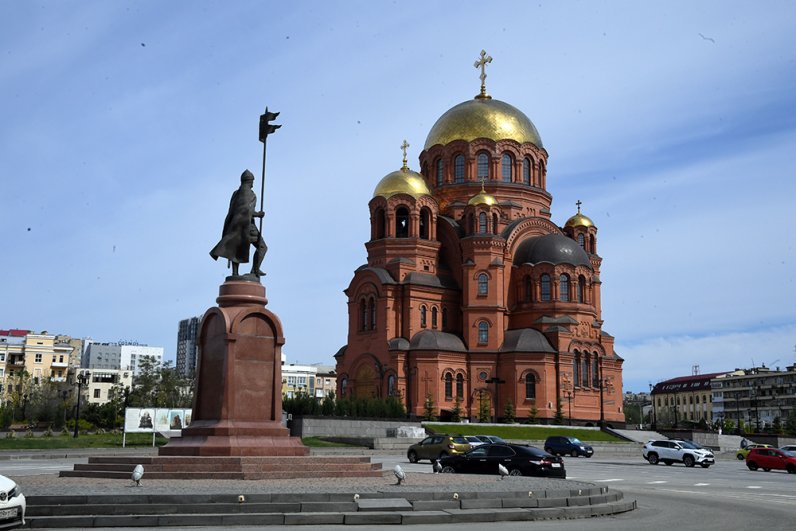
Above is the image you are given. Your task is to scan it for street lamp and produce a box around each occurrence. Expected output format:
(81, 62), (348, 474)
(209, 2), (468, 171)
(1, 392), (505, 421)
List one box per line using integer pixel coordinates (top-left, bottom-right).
(61, 390), (70, 427)
(734, 390), (742, 434)
(649, 383), (657, 430)
(752, 386), (761, 432)
(564, 390), (574, 426)
(73, 371), (90, 438)
(22, 393), (28, 423)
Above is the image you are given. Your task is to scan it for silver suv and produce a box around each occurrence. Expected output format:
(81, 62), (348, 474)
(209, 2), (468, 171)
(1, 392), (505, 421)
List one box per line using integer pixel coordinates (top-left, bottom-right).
(642, 439), (715, 468)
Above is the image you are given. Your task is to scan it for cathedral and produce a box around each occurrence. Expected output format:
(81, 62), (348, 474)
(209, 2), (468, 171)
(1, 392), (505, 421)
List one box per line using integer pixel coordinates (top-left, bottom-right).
(334, 53), (624, 426)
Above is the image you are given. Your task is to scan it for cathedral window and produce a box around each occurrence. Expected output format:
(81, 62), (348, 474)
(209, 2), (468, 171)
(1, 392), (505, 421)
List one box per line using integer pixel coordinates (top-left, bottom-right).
(582, 353), (590, 387)
(340, 378), (348, 397)
(456, 373), (464, 398)
(369, 297), (376, 330)
(396, 207), (410, 238)
(360, 299), (367, 331)
(525, 373), (536, 399)
(577, 233), (584, 249)
(467, 213), (474, 234)
(477, 152), (489, 181)
(477, 273), (489, 295)
(454, 154), (465, 183)
(432, 307), (438, 329)
(387, 374), (396, 396)
(540, 274), (551, 301)
(524, 276), (532, 302)
(445, 372), (453, 400)
(492, 213), (498, 234)
(559, 274), (570, 302)
(501, 153), (513, 182)
(578, 276), (586, 303)
(420, 305), (427, 328)
(589, 234), (596, 254)
(523, 158), (531, 185)
(420, 208), (430, 239)
(442, 307), (448, 330)
(435, 158), (444, 186)
(375, 208), (386, 239)
(573, 352), (580, 387)
(478, 321), (489, 344)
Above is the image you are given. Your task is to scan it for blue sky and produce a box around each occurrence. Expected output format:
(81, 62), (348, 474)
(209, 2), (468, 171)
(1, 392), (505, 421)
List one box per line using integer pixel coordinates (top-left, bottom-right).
(2, 1), (795, 392)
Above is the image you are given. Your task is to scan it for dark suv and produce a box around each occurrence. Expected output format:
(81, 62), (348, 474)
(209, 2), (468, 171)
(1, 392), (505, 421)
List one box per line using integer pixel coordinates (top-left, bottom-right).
(544, 435), (594, 457)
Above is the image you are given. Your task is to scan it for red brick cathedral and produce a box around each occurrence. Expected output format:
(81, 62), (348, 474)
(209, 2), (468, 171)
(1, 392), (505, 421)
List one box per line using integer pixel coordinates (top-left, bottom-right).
(335, 53), (624, 426)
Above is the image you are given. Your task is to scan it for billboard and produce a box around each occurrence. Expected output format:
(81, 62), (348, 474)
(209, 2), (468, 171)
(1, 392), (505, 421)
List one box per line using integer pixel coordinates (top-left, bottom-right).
(124, 407), (192, 434)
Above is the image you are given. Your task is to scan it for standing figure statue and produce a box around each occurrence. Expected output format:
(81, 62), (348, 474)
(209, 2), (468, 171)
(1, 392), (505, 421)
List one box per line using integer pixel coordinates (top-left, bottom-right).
(210, 169), (267, 278)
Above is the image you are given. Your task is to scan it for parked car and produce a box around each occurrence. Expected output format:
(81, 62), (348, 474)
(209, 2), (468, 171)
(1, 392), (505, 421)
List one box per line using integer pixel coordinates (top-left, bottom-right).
(407, 435), (471, 463)
(474, 435), (508, 444)
(544, 435), (594, 457)
(746, 448), (796, 474)
(463, 436), (486, 447)
(0, 474), (26, 530)
(439, 443), (566, 478)
(642, 439), (715, 468)
(779, 444), (796, 455)
(737, 443), (773, 460)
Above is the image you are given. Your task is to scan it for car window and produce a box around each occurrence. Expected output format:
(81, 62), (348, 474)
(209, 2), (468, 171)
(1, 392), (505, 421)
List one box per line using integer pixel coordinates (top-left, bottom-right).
(421, 437), (433, 445)
(451, 436), (468, 444)
(569, 437), (582, 444)
(431, 436), (443, 444)
(468, 447), (488, 457)
(651, 441), (666, 447)
(488, 445), (516, 457)
(678, 441), (697, 449)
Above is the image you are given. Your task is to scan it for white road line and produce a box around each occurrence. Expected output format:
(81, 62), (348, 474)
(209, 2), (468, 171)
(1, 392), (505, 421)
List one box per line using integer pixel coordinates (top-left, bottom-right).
(694, 483), (710, 486)
(647, 480), (667, 484)
(746, 486), (762, 489)
(594, 478), (624, 482)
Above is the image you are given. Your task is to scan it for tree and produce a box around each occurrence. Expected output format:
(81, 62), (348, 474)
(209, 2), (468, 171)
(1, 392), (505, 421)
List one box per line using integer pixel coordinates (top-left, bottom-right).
(553, 399), (564, 425)
(527, 404), (538, 424)
(423, 394), (436, 421)
(477, 392), (491, 423)
(450, 394), (462, 422)
(785, 410), (796, 436)
(503, 399), (515, 424)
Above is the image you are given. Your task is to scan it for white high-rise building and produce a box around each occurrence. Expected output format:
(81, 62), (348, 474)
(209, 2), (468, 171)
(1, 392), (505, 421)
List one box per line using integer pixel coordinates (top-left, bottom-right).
(83, 342), (163, 376)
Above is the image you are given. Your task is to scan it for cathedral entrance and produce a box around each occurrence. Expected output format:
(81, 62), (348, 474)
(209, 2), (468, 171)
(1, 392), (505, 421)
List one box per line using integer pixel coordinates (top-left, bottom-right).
(354, 363), (377, 398)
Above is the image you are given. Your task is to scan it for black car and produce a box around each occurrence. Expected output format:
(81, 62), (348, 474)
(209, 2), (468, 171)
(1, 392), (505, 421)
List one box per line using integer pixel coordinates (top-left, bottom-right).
(544, 435), (594, 457)
(438, 443), (566, 478)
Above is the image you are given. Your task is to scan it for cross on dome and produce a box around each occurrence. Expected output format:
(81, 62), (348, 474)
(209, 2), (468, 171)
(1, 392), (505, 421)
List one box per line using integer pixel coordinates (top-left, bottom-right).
(400, 139), (410, 171)
(576, 200), (582, 213)
(474, 49), (493, 99)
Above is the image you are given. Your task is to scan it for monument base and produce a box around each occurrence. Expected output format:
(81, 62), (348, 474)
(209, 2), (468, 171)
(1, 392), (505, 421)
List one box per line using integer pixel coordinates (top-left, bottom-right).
(159, 420), (308, 457)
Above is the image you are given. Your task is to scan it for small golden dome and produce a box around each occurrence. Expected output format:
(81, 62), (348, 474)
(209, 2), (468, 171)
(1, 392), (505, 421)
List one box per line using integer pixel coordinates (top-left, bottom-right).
(373, 167), (431, 199)
(424, 97), (543, 150)
(565, 202), (595, 228)
(468, 181), (498, 206)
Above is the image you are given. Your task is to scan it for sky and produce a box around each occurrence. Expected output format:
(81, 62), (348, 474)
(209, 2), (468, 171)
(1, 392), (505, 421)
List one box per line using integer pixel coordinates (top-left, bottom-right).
(2, 1), (795, 393)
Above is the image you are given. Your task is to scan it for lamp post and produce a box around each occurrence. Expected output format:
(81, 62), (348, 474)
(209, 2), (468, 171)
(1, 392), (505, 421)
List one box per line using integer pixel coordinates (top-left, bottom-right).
(564, 390), (574, 426)
(649, 383), (657, 430)
(734, 390), (742, 434)
(22, 393), (28, 423)
(73, 371), (90, 438)
(485, 376), (505, 423)
(752, 386), (761, 432)
(61, 390), (70, 427)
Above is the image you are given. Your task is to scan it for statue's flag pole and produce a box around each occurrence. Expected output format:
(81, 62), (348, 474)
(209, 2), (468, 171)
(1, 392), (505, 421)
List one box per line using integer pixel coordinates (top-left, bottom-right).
(258, 108), (281, 234)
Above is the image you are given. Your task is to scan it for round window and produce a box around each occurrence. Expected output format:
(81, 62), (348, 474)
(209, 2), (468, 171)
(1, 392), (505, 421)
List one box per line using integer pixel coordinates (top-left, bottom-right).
(479, 371), (488, 380)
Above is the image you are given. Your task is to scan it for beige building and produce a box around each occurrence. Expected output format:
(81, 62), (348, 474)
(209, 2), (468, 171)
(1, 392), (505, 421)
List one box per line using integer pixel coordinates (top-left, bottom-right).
(1, 330), (77, 404)
(650, 372), (729, 427)
(83, 369), (134, 405)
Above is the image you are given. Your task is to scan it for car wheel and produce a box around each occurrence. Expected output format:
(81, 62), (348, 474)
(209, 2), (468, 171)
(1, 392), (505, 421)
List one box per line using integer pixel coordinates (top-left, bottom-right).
(683, 455), (695, 468)
(736, 454), (745, 460)
(664, 460), (673, 466)
(700, 463), (711, 468)
(648, 453), (659, 465)
(786, 465), (796, 474)
(441, 466), (456, 474)
(747, 461), (758, 471)
(408, 451), (418, 463)
(585, 454), (592, 458)
(544, 447), (554, 455)
(570, 450), (579, 458)
(509, 468), (523, 476)
(439, 452), (449, 460)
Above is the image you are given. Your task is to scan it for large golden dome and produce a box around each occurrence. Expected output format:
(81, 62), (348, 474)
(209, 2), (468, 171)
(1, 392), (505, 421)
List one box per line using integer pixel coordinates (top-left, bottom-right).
(373, 167), (431, 199)
(565, 211), (594, 229)
(424, 97), (543, 150)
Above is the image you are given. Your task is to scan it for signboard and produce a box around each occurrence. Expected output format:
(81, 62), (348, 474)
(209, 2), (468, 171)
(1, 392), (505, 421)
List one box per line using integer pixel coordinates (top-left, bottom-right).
(124, 408), (192, 434)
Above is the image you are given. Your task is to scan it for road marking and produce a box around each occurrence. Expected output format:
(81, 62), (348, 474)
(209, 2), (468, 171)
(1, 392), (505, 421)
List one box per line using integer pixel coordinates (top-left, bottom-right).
(694, 483), (710, 486)
(647, 480), (667, 484)
(594, 478), (624, 482)
(746, 486), (762, 489)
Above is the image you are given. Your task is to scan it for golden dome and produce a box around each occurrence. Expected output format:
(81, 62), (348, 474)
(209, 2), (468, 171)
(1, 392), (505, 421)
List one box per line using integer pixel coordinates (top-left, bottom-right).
(424, 97), (543, 150)
(467, 181), (498, 206)
(565, 210), (594, 229)
(373, 167), (431, 199)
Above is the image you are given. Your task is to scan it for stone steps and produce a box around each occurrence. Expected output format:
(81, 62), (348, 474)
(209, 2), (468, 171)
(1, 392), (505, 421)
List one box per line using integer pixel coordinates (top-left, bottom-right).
(23, 488), (636, 528)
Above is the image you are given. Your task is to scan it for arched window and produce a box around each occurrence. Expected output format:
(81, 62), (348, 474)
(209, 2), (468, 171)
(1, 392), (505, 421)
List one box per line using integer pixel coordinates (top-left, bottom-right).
(431, 307), (438, 329)
(501, 153), (512, 182)
(540, 274), (551, 301)
(360, 299), (367, 331)
(478, 321), (489, 344)
(456, 374), (464, 398)
(582, 353), (590, 387)
(479, 212), (487, 233)
(589, 234), (596, 254)
(375, 208), (386, 239)
(420, 305), (427, 328)
(573, 352), (580, 387)
(578, 276), (586, 303)
(524, 275), (532, 302)
(387, 374), (396, 396)
(592, 356), (598, 387)
(442, 307), (448, 330)
(523, 158), (531, 185)
(396, 206), (409, 238)
(492, 213), (498, 234)
(420, 208), (430, 239)
(340, 377), (348, 397)
(478, 273), (489, 295)
(454, 154), (465, 183)
(477, 152), (489, 181)
(369, 297), (376, 330)
(559, 274), (570, 302)
(435, 158), (444, 186)
(525, 373), (536, 399)
(444, 372), (453, 400)
(577, 233), (585, 249)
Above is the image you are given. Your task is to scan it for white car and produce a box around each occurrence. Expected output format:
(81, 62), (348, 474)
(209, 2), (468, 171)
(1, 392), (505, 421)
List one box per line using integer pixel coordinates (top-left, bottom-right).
(642, 439), (715, 468)
(0, 474), (25, 530)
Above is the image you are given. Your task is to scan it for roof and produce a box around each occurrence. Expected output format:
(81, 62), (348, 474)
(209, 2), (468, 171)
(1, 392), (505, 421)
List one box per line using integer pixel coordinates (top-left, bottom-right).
(409, 330), (467, 352)
(500, 328), (556, 353)
(652, 372), (728, 394)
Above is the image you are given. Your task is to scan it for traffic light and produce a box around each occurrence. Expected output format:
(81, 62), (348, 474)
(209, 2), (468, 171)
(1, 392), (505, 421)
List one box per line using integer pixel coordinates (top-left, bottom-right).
(259, 108), (281, 142)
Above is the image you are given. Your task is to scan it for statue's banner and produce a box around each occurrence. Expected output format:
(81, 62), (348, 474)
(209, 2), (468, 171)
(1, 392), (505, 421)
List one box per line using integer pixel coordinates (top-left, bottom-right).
(124, 407), (192, 434)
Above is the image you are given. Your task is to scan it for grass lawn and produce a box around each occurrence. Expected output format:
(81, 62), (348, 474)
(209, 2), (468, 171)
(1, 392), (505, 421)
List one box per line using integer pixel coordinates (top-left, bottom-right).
(300, 437), (363, 447)
(423, 423), (626, 442)
(0, 432), (168, 450)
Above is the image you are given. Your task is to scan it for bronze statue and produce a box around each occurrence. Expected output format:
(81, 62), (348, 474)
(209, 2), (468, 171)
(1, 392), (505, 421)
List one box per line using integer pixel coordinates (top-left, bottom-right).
(210, 169), (267, 278)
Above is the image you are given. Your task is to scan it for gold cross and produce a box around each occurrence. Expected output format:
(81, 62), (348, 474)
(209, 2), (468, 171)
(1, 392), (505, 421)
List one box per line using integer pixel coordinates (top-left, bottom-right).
(474, 49), (492, 98)
(401, 139), (410, 170)
(576, 200), (582, 213)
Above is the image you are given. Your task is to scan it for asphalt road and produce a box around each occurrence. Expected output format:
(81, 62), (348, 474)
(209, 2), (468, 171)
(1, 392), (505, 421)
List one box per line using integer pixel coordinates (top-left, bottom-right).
(4, 454), (795, 530)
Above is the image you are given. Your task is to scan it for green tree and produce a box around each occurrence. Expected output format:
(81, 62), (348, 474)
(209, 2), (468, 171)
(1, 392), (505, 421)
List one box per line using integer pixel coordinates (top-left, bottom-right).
(477, 392), (491, 423)
(527, 404), (538, 424)
(785, 410), (796, 436)
(423, 394), (436, 421)
(553, 399), (564, 425)
(450, 394), (462, 422)
(503, 399), (515, 424)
